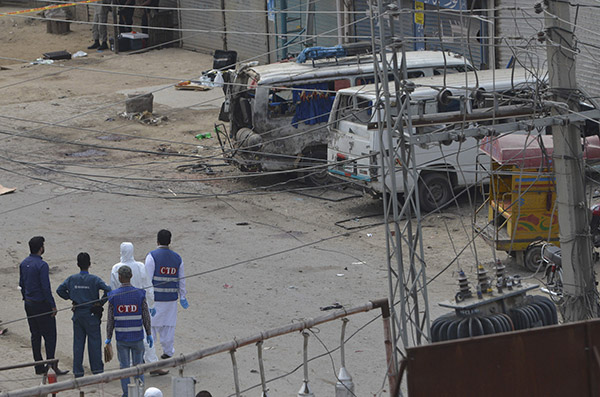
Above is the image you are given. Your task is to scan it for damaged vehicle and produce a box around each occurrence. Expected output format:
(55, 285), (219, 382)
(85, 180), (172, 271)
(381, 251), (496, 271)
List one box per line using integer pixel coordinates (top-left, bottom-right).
(219, 49), (474, 184)
(327, 67), (545, 211)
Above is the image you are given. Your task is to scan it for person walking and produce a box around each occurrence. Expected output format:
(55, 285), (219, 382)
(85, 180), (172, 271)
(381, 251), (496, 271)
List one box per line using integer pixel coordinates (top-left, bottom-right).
(88, 0), (111, 50)
(111, 242), (167, 376)
(145, 229), (188, 360)
(19, 236), (68, 376)
(56, 252), (111, 378)
(106, 265), (154, 397)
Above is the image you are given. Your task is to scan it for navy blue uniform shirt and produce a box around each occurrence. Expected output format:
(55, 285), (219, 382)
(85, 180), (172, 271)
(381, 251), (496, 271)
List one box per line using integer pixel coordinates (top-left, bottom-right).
(56, 271), (111, 312)
(19, 254), (56, 307)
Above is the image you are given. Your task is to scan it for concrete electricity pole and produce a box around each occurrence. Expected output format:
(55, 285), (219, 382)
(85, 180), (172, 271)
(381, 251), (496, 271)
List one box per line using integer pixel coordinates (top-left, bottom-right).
(544, 0), (599, 320)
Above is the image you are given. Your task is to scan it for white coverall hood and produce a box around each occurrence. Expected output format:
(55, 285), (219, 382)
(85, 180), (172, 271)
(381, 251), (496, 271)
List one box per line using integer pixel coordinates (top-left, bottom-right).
(144, 387), (163, 397)
(120, 242), (135, 263)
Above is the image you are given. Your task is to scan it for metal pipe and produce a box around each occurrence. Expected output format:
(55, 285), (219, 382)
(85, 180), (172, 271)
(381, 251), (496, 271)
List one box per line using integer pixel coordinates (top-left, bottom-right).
(257, 341), (269, 397)
(372, 299), (397, 395)
(230, 350), (240, 397)
(297, 331), (314, 397)
(0, 359), (58, 372)
(340, 318), (348, 368)
(1, 301), (384, 397)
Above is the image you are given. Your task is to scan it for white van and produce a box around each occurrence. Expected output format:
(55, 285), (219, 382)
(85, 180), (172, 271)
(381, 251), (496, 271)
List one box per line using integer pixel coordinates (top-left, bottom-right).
(327, 68), (544, 211)
(220, 51), (474, 184)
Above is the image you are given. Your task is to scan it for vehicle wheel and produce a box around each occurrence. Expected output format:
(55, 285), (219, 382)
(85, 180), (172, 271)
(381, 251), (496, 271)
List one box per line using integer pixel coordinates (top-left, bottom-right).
(524, 245), (544, 272)
(299, 146), (332, 186)
(418, 172), (454, 212)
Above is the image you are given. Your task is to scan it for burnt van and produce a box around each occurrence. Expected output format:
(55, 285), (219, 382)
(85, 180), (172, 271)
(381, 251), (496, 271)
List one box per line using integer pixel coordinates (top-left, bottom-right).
(219, 51), (474, 184)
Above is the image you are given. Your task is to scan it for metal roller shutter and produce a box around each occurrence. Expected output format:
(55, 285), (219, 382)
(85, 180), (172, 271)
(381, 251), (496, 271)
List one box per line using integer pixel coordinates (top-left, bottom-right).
(354, 0), (412, 47)
(495, 0), (600, 99)
(314, 1), (338, 47)
(178, 0), (225, 53)
(223, 0), (270, 64)
(495, 0), (544, 68)
(572, 0), (600, 101)
(423, 4), (487, 69)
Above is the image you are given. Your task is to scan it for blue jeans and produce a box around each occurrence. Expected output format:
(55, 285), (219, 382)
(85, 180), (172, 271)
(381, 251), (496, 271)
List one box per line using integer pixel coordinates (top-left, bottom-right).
(73, 311), (103, 377)
(116, 339), (144, 397)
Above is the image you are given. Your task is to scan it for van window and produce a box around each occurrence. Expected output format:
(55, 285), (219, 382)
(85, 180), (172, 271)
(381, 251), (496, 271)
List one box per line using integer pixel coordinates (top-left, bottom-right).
(355, 97), (373, 123)
(334, 79), (351, 91)
(289, 83), (335, 126)
(335, 94), (373, 125)
(268, 88), (295, 118)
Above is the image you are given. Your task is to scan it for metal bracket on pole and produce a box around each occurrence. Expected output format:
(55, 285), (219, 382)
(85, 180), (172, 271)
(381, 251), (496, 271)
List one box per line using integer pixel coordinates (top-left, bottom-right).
(257, 340), (269, 397)
(335, 318), (355, 397)
(297, 331), (315, 397)
(230, 350), (241, 397)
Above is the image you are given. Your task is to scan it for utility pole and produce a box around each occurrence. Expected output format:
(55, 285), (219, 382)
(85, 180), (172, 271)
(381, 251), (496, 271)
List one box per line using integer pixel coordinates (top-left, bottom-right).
(369, 2), (430, 393)
(544, 0), (599, 320)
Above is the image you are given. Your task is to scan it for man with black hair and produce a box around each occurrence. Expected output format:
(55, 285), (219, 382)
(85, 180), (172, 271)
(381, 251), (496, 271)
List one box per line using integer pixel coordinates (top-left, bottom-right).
(57, 252), (111, 377)
(19, 236), (69, 375)
(19, 236), (68, 376)
(145, 229), (188, 360)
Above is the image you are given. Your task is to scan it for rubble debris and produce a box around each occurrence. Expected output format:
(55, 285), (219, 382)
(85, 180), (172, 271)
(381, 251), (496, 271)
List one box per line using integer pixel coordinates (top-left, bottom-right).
(0, 184), (16, 195)
(195, 132), (212, 140)
(175, 81), (212, 91)
(156, 144), (177, 153)
(119, 111), (168, 126)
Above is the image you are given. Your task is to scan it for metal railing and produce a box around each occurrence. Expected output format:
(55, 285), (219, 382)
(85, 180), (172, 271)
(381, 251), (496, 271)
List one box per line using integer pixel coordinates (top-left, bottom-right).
(0, 298), (395, 397)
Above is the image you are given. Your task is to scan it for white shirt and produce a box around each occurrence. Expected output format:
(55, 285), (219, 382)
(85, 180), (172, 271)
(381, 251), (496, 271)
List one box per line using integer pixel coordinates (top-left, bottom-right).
(110, 242), (154, 308)
(145, 245), (186, 327)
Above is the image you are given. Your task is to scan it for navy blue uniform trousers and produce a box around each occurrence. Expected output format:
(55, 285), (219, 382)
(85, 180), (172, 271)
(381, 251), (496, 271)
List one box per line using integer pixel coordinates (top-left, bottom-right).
(72, 310), (103, 377)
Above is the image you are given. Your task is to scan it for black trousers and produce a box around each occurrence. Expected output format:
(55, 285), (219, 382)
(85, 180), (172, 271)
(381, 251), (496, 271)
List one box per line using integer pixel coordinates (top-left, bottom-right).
(24, 301), (57, 373)
(119, 7), (134, 33)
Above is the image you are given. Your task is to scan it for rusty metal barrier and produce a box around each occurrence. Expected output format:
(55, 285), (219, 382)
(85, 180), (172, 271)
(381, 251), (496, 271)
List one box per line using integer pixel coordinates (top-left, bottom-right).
(405, 318), (600, 397)
(0, 299), (394, 397)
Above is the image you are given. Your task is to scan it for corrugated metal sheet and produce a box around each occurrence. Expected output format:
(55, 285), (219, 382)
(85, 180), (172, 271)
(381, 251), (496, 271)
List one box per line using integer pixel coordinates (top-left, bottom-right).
(178, 0), (225, 54)
(224, 0), (270, 64)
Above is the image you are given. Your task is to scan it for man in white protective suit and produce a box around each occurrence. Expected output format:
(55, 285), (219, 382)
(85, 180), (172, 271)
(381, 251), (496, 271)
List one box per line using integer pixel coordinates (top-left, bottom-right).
(110, 242), (169, 376)
(145, 229), (189, 360)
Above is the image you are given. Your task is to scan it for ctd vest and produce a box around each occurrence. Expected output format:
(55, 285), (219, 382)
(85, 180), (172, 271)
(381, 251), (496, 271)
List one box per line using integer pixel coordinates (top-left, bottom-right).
(109, 286), (146, 342)
(150, 248), (181, 302)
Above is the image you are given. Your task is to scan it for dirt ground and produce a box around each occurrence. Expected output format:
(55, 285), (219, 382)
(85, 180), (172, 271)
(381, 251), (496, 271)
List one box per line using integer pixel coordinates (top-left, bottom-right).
(0, 6), (597, 397)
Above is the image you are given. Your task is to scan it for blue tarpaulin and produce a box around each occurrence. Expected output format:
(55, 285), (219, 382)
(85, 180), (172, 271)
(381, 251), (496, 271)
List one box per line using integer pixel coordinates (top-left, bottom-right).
(296, 45), (347, 63)
(291, 83), (334, 127)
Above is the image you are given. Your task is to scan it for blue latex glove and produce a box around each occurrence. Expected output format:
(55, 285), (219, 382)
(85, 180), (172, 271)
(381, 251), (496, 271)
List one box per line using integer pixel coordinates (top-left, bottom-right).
(105, 338), (111, 345)
(149, 307), (156, 317)
(180, 298), (189, 309)
(146, 335), (154, 348)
